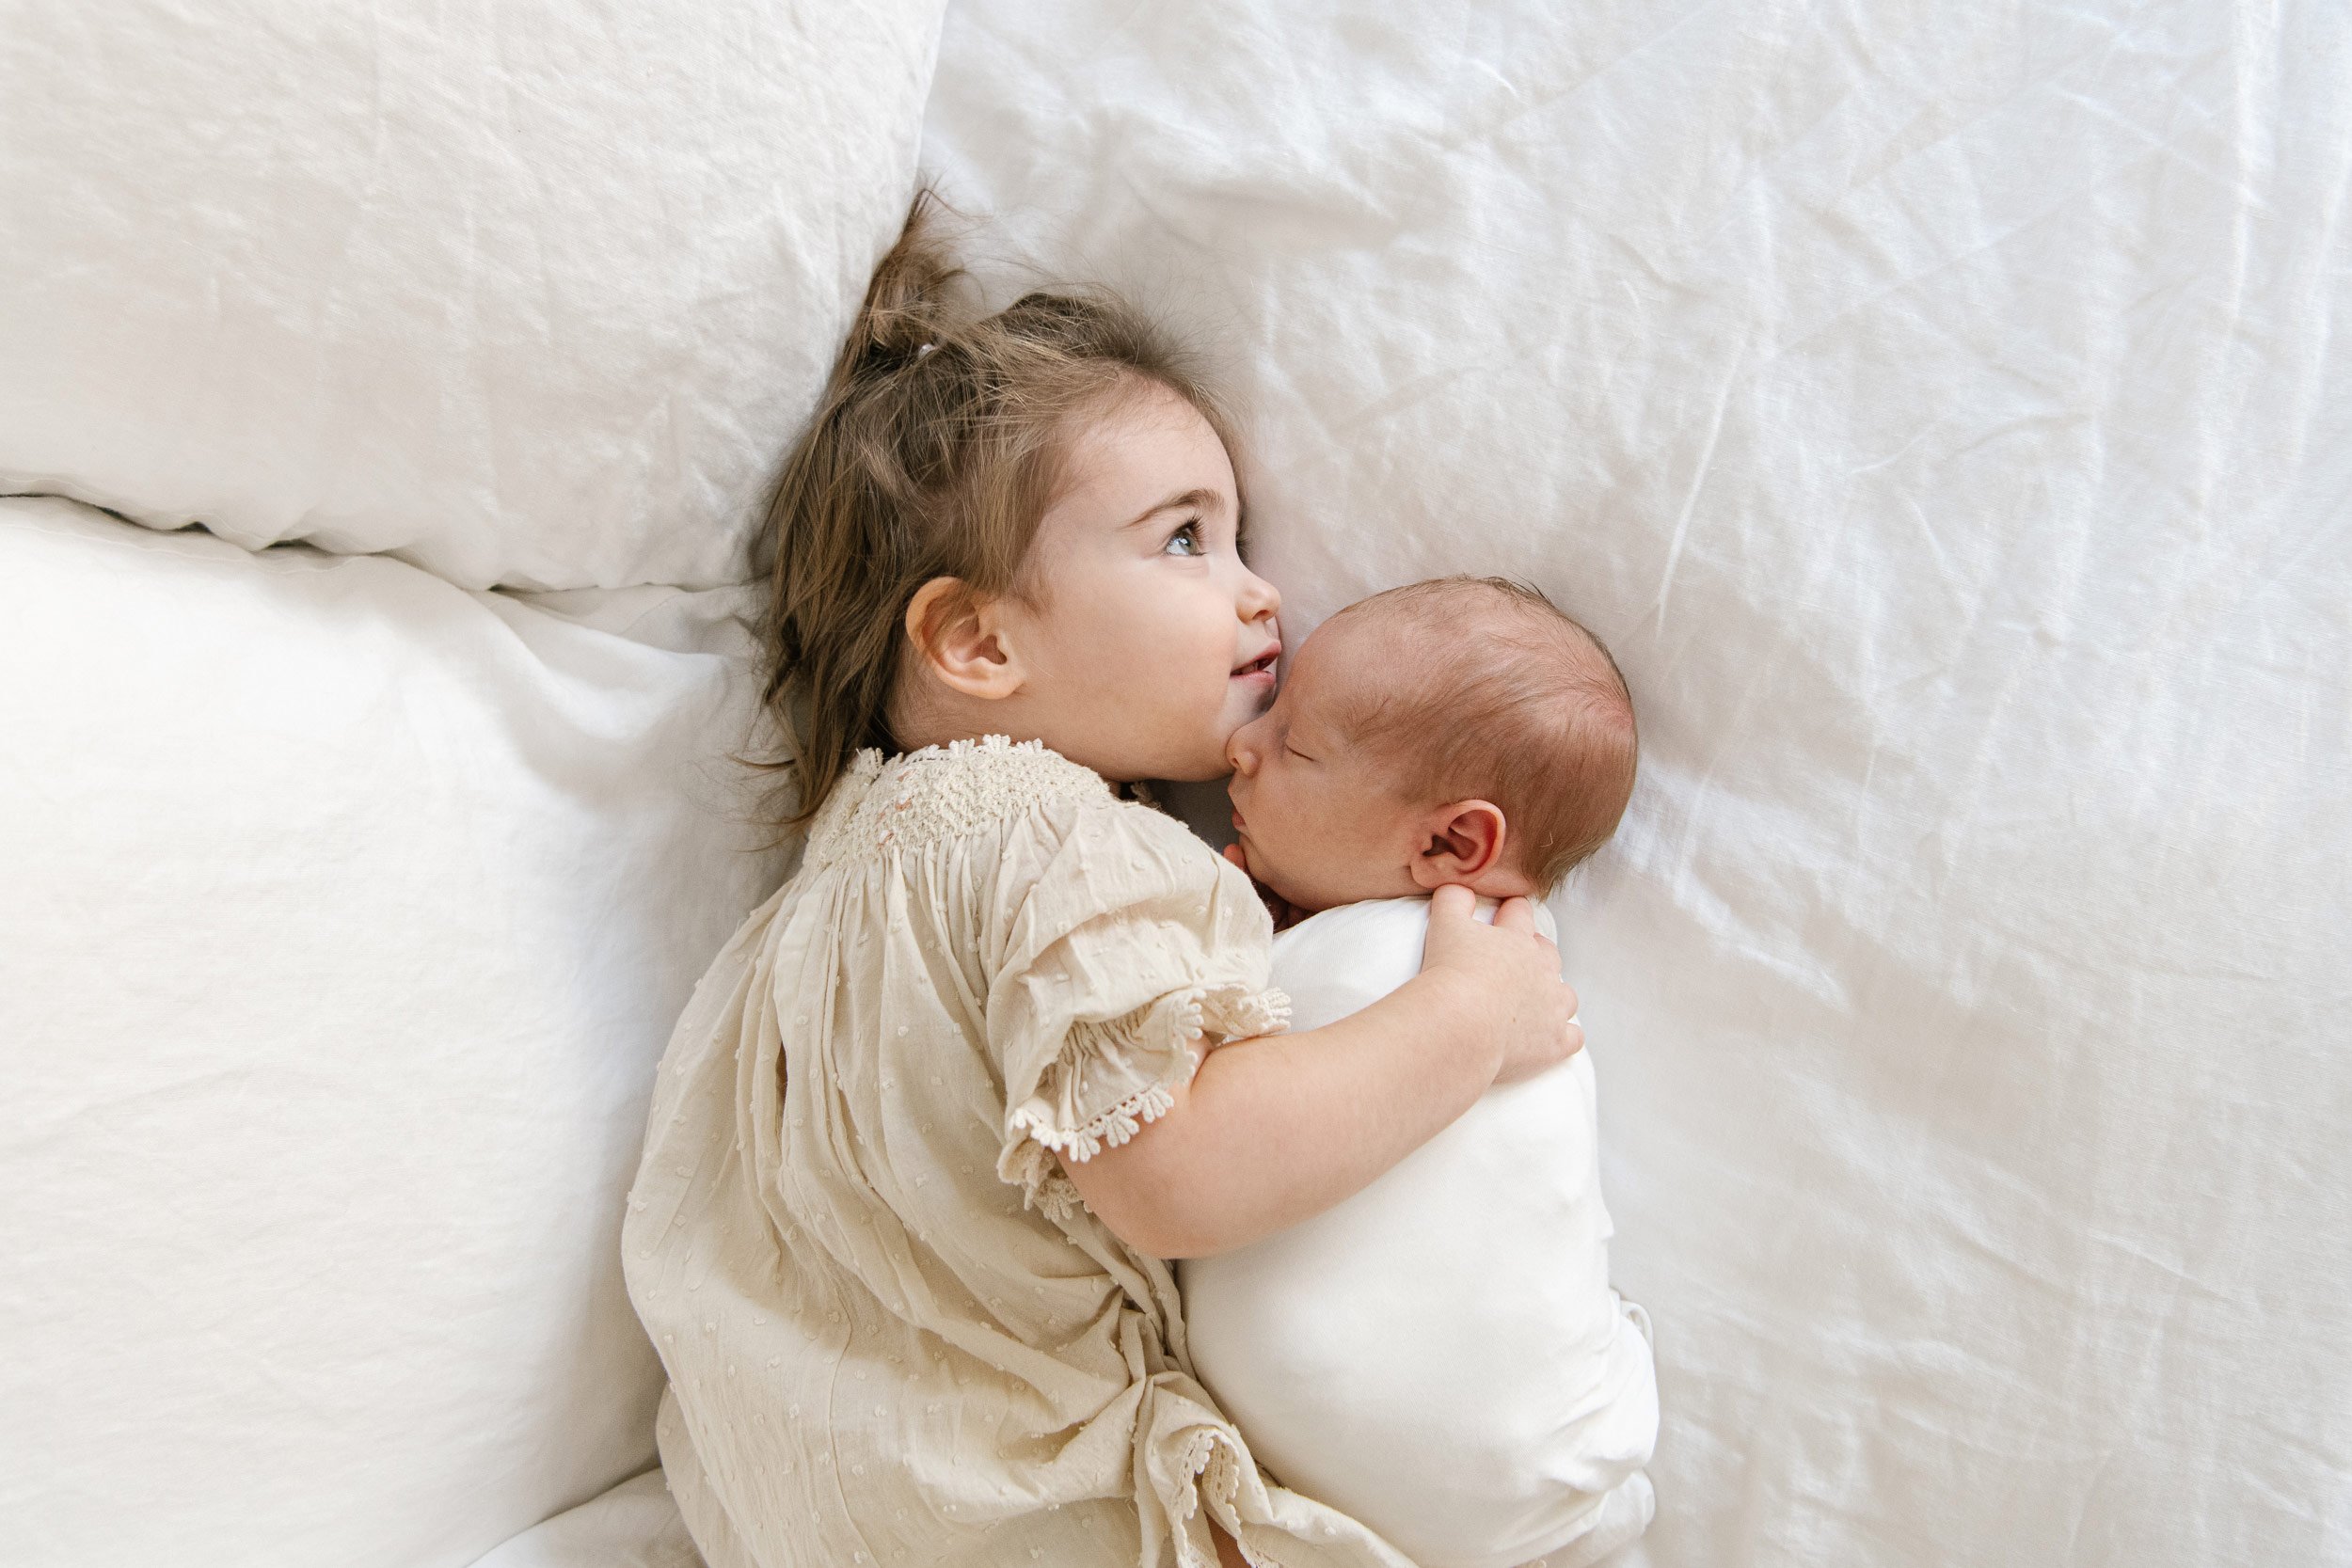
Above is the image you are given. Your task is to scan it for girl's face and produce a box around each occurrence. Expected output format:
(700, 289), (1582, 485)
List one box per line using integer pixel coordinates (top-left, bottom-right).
(1005, 387), (1282, 783)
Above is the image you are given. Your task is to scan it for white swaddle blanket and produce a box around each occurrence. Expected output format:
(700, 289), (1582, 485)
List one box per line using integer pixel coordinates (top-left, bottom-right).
(1181, 897), (1658, 1568)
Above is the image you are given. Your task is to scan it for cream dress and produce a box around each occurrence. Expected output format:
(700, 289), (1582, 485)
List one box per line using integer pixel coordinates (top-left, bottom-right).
(623, 737), (1416, 1568)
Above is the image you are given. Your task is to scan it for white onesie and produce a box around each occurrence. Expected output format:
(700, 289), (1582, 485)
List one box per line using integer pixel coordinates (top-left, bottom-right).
(1179, 897), (1659, 1568)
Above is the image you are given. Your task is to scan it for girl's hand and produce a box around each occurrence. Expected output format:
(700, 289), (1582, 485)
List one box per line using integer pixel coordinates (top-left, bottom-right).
(1068, 880), (1581, 1257)
(1419, 883), (1583, 1084)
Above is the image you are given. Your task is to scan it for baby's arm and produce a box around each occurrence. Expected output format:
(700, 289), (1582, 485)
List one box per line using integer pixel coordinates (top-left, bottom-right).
(1061, 886), (1580, 1259)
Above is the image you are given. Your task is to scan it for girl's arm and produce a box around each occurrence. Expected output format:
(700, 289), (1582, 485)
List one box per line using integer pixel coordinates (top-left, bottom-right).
(1059, 885), (1581, 1259)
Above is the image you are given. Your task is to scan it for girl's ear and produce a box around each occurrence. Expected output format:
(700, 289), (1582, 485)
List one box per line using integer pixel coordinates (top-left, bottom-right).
(1405, 800), (1511, 891)
(904, 577), (1025, 701)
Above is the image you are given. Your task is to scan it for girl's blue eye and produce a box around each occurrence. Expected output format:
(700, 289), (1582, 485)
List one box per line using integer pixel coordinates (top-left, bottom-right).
(1165, 520), (1205, 557)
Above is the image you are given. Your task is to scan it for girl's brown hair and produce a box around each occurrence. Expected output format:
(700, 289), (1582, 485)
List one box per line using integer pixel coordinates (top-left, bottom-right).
(753, 190), (1241, 830)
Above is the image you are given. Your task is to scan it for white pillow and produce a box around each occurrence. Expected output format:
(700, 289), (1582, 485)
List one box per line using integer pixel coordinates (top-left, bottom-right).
(0, 499), (786, 1565)
(0, 0), (944, 592)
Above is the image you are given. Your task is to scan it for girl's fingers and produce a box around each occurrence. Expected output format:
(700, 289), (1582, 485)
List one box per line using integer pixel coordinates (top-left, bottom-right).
(1221, 844), (1247, 871)
(1492, 895), (1537, 933)
(1429, 883), (1477, 925)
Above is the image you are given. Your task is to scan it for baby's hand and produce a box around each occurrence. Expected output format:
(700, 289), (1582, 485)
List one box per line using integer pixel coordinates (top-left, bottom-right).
(1419, 884), (1582, 1084)
(1222, 843), (1305, 931)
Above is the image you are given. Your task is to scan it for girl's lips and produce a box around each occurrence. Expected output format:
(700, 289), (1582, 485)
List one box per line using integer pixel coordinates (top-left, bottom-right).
(1230, 645), (1279, 687)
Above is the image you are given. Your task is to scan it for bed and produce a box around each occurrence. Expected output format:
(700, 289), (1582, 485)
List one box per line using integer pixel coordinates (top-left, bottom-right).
(3, 2), (2344, 1565)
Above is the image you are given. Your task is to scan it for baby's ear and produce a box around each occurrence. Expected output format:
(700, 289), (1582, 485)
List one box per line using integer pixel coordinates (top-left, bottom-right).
(904, 577), (1022, 700)
(1406, 800), (1511, 890)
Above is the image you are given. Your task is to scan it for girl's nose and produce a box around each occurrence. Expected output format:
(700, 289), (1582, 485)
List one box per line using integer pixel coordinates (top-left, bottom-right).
(1238, 563), (1280, 624)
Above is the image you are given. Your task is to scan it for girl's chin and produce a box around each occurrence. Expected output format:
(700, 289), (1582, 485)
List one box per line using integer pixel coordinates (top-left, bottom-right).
(1128, 695), (1263, 783)
(1117, 733), (1238, 784)
(1152, 755), (1242, 784)
(1218, 690), (1275, 736)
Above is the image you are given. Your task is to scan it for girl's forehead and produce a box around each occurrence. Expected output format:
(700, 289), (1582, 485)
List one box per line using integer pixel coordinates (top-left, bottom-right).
(1059, 388), (1234, 512)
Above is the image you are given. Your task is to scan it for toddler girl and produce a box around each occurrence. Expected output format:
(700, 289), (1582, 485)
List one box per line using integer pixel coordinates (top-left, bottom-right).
(622, 197), (1581, 1568)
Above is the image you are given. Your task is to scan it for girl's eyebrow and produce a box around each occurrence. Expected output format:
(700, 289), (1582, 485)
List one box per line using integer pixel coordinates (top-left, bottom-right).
(1121, 487), (1223, 530)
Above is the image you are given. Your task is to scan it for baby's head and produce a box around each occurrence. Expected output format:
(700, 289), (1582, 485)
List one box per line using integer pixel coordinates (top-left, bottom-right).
(1225, 578), (1637, 914)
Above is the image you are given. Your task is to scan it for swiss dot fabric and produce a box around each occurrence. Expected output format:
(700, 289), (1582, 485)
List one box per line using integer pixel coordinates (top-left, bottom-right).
(623, 737), (1409, 1568)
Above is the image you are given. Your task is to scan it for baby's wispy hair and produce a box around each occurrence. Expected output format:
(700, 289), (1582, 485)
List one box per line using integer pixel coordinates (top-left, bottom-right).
(1325, 577), (1637, 890)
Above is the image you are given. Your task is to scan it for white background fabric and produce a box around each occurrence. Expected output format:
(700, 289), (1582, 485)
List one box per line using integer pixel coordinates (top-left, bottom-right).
(921, 4), (2352, 1564)
(470, 1470), (699, 1568)
(0, 499), (787, 1566)
(0, 0), (943, 591)
(4, 2), (2346, 1565)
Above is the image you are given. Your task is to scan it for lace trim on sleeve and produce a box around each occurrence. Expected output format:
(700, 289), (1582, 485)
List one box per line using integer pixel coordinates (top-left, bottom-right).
(1021, 1067), (1184, 1165)
(999, 981), (1290, 1215)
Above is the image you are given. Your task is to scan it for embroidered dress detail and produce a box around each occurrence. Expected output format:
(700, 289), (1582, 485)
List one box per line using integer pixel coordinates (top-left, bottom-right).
(804, 736), (1109, 871)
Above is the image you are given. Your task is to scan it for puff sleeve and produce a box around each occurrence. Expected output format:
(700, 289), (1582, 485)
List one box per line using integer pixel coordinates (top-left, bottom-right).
(989, 799), (1289, 1217)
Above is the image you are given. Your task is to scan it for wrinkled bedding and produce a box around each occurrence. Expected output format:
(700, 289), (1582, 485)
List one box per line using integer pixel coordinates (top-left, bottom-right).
(922, 4), (2352, 1565)
(0, 499), (787, 1565)
(0, 0), (943, 591)
(2, 2), (2345, 1566)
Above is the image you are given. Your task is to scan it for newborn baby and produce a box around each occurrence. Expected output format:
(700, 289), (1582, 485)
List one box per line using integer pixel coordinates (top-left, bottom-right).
(1182, 577), (1659, 1568)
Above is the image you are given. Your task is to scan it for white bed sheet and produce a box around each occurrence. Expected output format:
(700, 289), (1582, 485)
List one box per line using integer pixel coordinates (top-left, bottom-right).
(921, 4), (2352, 1564)
(470, 1470), (699, 1568)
